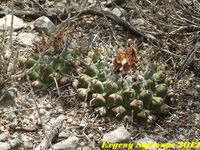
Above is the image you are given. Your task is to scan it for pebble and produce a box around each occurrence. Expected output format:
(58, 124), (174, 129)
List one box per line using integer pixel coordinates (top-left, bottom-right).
(17, 32), (36, 46)
(58, 130), (71, 139)
(0, 87), (17, 102)
(134, 137), (157, 150)
(23, 141), (33, 149)
(0, 142), (11, 150)
(10, 137), (22, 148)
(112, 8), (126, 17)
(101, 126), (130, 143)
(130, 18), (145, 26)
(0, 132), (9, 142)
(33, 16), (55, 34)
(82, 146), (92, 150)
(0, 15), (24, 30)
(52, 136), (79, 150)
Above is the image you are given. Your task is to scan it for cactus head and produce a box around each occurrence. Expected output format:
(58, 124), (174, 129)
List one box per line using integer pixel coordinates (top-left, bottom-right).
(77, 88), (88, 100)
(78, 74), (91, 88)
(129, 99), (143, 113)
(121, 88), (136, 105)
(153, 71), (166, 84)
(96, 106), (107, 116)
(85, 65), (99, 77)
(107, 93), (123, 108)
(91, 79), (104, 94)
(155, 84), (168, 97)
(90, 93), (106, 107)
(104, 80), (118, 94)
(111, 105), (127, 118)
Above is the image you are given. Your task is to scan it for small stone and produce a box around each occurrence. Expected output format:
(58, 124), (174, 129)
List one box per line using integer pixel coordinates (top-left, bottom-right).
(0, 142), (11, 150)
(112, 8), (126, 17)
(101, 126), (130, 143)
(0, 87), (17, 102)
(0, 132), (9, 142)
(6, 111), (16, 121)
(130, 18), (145, 26)
(10, 138), (21, 148)
(134, 137), (157, 150)
(52, 136), (79, 150)
(23, 141), (33, 149)
(82, 146), (92, 150)
(34, 16), (55, 34)
(58, 130), (71, 139)
(0, 15), (24, 30)
(17, 32), (36, 46)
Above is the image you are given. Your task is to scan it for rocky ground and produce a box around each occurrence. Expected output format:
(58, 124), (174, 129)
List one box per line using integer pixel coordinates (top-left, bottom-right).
(0, 0), (200, 150)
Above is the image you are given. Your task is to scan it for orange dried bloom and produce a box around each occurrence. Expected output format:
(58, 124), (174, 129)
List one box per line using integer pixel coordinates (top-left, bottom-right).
(114, 44), (137, 71)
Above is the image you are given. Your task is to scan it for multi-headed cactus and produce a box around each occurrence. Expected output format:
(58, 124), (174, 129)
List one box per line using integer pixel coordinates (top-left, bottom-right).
(22, 40), (174, 122)
(74, 59), (174, 122)
(22, 55), (76, 87)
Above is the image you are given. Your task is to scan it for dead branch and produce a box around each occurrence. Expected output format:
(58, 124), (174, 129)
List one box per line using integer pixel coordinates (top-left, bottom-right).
(34, 115), (66, 150)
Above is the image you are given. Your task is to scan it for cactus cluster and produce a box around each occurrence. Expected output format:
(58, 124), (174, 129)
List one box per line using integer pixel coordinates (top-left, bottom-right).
(21, 55), (76, 87)
(74, 60), (174, 122)
(22, 41), (174, 122)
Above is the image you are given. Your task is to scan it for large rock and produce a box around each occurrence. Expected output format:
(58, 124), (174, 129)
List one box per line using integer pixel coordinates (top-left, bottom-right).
(101, 126), (130, 143)
(34, 16), (55, 34)
(0, 15), (24, 30)
(52, 136), (79, 150)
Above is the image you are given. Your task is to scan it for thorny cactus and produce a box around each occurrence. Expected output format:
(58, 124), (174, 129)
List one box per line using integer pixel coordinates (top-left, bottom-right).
(21, 55), (76, 87)
(73, 45), (174, 122)
(22, 39), (174, 122)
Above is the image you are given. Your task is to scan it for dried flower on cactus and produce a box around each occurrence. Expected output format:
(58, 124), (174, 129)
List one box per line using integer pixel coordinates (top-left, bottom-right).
(114, 41), (137, 71)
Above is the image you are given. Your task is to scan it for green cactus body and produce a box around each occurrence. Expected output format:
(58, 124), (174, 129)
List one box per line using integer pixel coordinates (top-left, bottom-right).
(96, 106), (107, 116)
(91, 79), (104, 93)
(159, 104), (169, 114)
(25, 58), (37, 69)
(150, 97), (164, 111)
(129, 99), (143, 113)
(165, 77), (173, 86)
(58, 76), (69, 85)
(104, 80), (118, 94)
(152, 97), (164, 106)
(132, 82), (141, 96)
(111, 105), (126, 117)
(155, 84), (168, 97)
(107, 93), (123, 108)
(24, 44), (175, 122)
(61, 61), (76, 74)
(165, 90), (174, 103)
(117, 78), (129, 90)
(77, 88), (88, 100)
(121, 88), (136, 105)
(143, 62), (157, 79)
(153, 71), (166, 84)
(98, 71), (107, 82)
(32, 80), (44, 89)
(51, 56), (65, 73)
(90, 93), (106, 107)
(139, 90), (152, 109)
(78, 74), (91, 88)
(28, 70), (39, 81)
(85, 65), (99, 77)
(39, 64), (53, 84)
(136, 109), (150, 120)
(143, 79), (155, 90)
